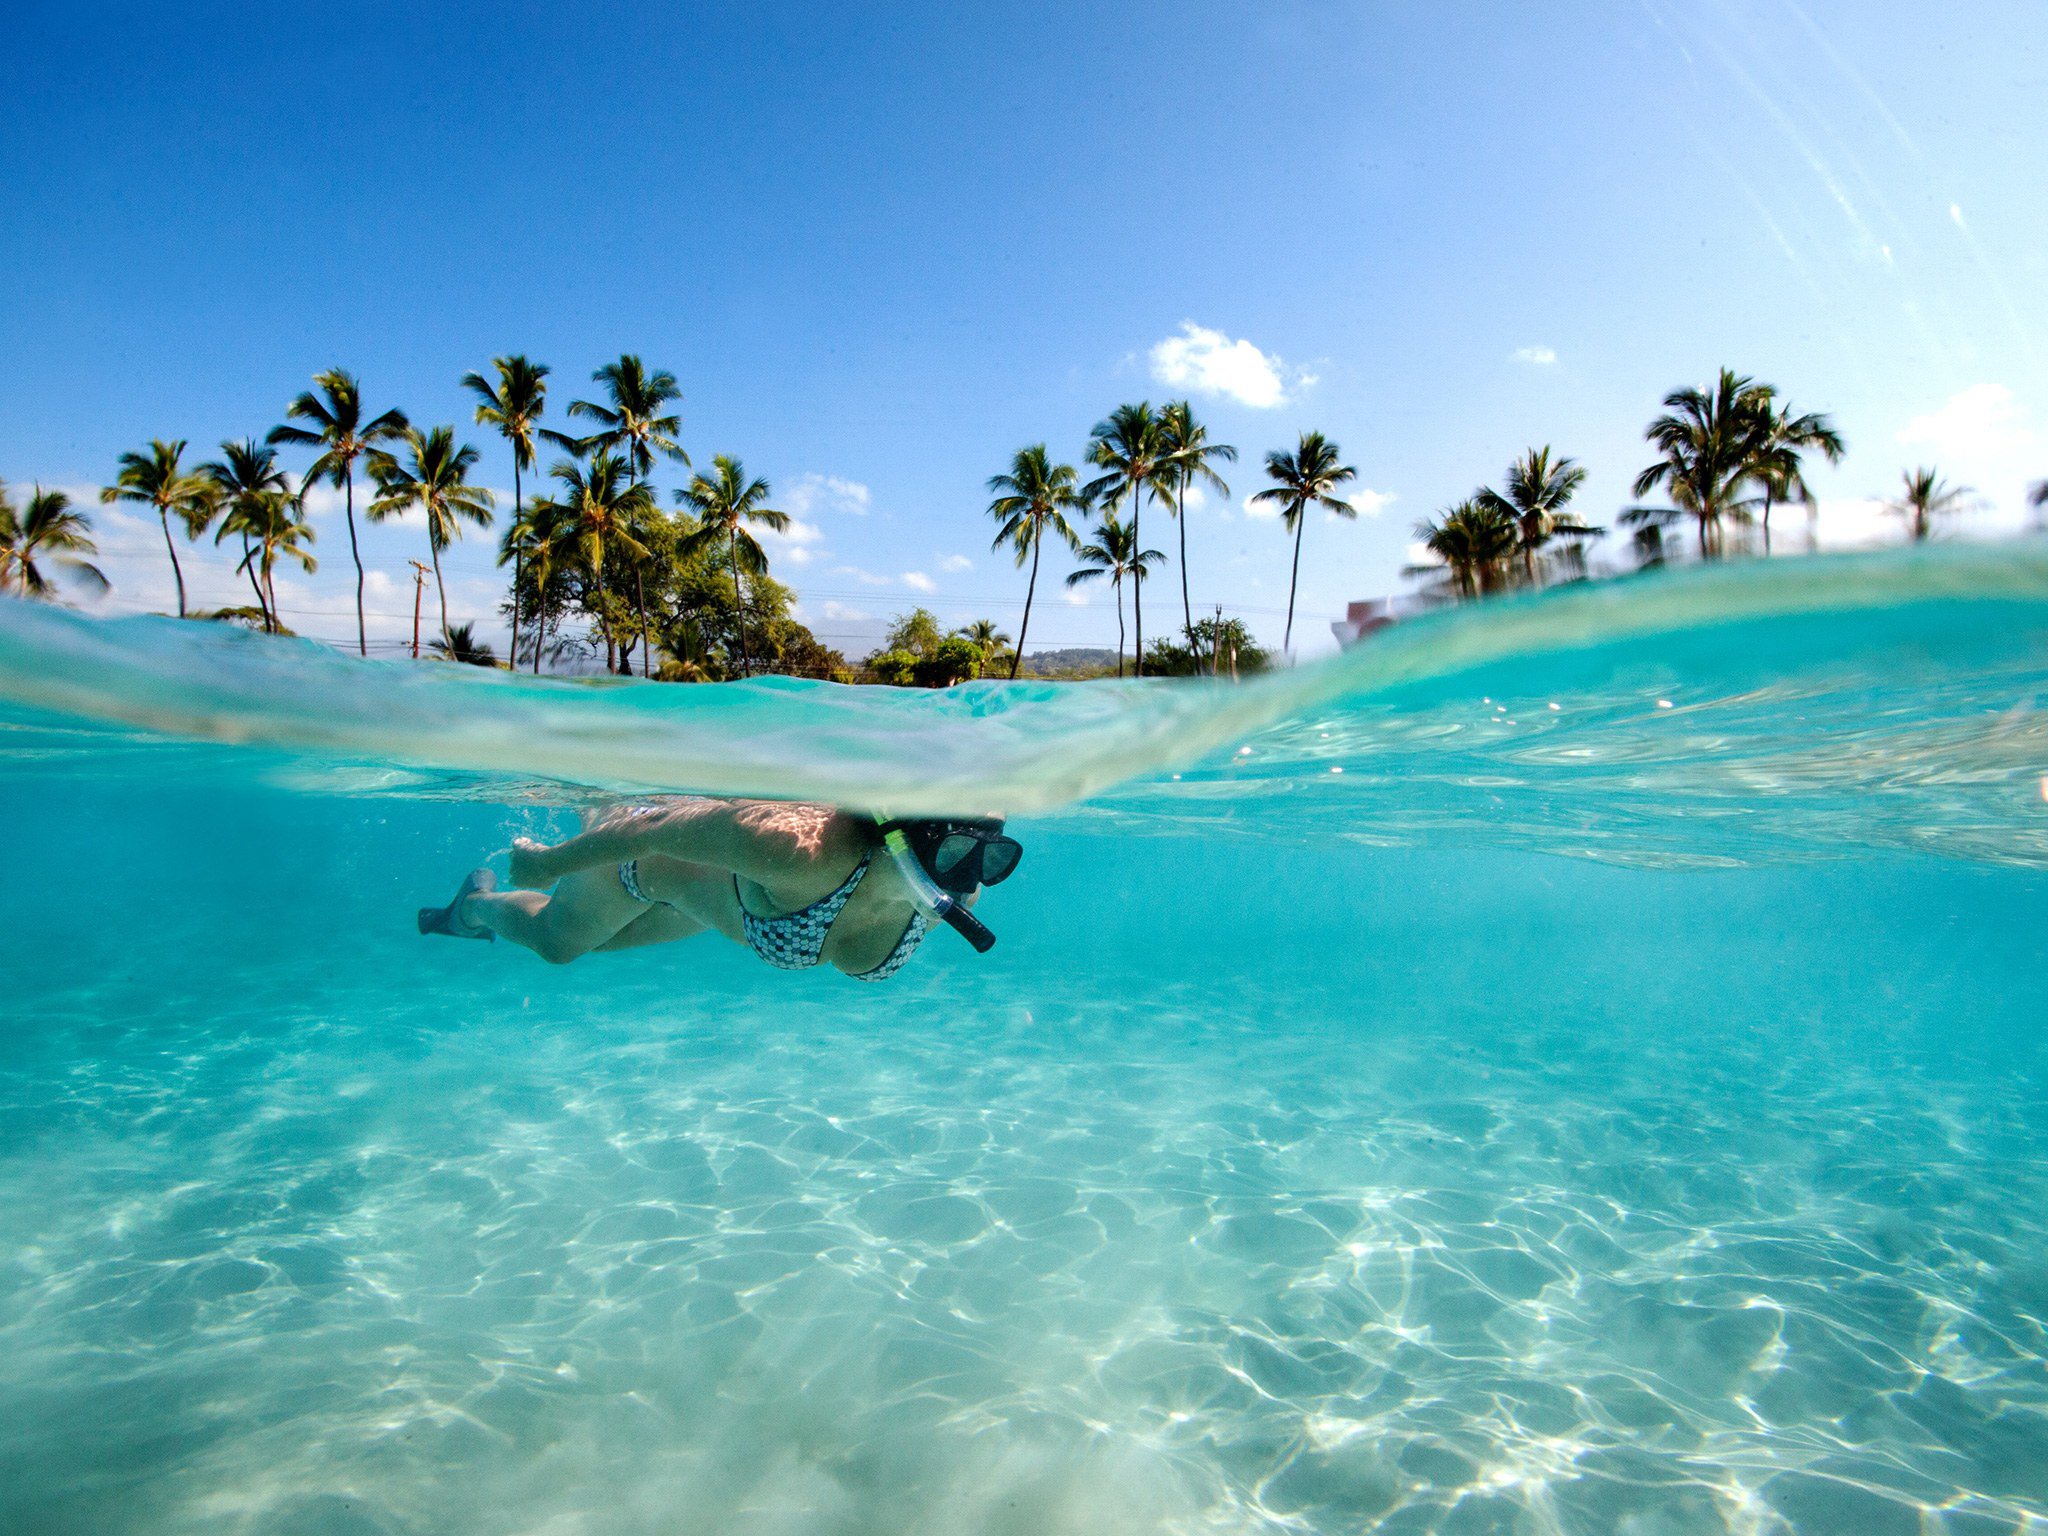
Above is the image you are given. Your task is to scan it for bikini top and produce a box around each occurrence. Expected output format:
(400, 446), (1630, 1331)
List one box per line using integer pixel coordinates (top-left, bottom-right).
(735, 851), (929, 981)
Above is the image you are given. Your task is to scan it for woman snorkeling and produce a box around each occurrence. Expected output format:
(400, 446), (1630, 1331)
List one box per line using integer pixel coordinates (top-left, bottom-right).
(418, 799), (1019, 977)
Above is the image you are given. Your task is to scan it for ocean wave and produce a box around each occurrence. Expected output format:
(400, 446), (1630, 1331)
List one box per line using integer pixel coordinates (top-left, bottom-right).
(3, 544), (2047, 864)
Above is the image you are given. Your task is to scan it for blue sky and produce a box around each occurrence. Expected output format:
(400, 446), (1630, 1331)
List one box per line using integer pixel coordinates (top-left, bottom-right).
(4, 0), (2043, 659)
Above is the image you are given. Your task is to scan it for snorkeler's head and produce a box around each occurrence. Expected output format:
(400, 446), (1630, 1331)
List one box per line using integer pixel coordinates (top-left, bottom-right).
(877, 818), (1021, 894)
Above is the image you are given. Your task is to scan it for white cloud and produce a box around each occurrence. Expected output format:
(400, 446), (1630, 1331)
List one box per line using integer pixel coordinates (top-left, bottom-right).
(1063, 588), (1089, 606)
(833, 565), (894, 586)
(820, 600), (870, 621)
(1148, 322), (1305, 409)
(1899, 383), (2035, 461)
(1179, 484), (1209, 512)
(783, 473), (871, 518)
(296, 482), (362, 528)
(755, 515), (825, 567)
(1950, 202), (1967, 230)
(1512, 345), (1558, 366)
(1241, 493), (1280, 521)
(1346, 488), (1396, 518)
(900, 571), (935, 593)
(940, 554), (972, 572)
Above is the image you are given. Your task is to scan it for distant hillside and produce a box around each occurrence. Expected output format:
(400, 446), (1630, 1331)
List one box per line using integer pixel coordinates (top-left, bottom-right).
(1014, 647), (1118, 677)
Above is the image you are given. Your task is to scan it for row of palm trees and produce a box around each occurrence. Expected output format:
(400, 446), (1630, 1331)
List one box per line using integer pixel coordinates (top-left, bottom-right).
(985, 403), (1360, 678)
(56, 355), (797, 673)
(18, 357), (2038, 673)
(1409, 370), (1854, 598)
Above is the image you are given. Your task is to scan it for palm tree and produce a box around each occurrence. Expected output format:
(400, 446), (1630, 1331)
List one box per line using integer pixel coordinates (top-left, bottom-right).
(1748, 398), (1845, 556)
(463, 356), (550, 670)
(221, 491), (317, 626)
(1064, 514), (1161, 678)
(367, 426), (497, 653)
(568, 355), (687, 480)
(498, 497), (563, 673)
(569, 356), (687, 676)
(548, 454), (654, 673)
(515, 500), (573, 675)
(676, 456), (787, 678)
(267, 370), (409, 654)
(1157, 401), (1237, 672)
(430, 621), (497, 667)
(199, 439), (293, 627)
(1474, 447), (1595, 586)
(986, 444), (1088, 681)
(1084, 403), (1171, 676)
(0, 486), (105, 598)
(954, 619), (1011, 677)
(1252, 431), (1358, 654)
(1623, 369), (1774, 560)
(1886, 466), (1976, 543)
(1407, 499), (1519, 598)
(101, 439), (215, 617)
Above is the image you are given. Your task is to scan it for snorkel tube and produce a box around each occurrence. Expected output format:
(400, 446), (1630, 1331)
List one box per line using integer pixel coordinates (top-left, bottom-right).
(875, 818), (998, 953)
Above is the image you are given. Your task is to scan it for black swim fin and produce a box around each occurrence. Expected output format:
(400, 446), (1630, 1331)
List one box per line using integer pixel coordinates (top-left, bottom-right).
(418, 868), (497, 941)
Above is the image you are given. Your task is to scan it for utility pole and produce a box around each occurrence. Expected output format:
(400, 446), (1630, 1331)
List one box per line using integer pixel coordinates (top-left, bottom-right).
(408, 561), (429, 659)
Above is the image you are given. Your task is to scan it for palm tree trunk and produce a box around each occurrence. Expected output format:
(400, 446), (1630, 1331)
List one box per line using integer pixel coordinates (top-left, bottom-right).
(508, 461), (523, 667)
(430, 536), (452, 652)
(635, 564), (651, 678)
(159, 509), (188, 618)
(264, 554), (279, 629)
(533, 572), (548, 676)
(1114, 577), (1126, 679)
(1009, 533), (1041, 682)
(344, 465), (366, 656)
(510, 547), (525, 664)
(729, 529), (752, 678)
(592, 542), (613, 669)
(1761, 489), (1774, 557)
(1283, 515), (1306, 654)
(240, 532), (271, 630)
(1131, 484), (1143, 678)
(1176, 481), (1194, 661)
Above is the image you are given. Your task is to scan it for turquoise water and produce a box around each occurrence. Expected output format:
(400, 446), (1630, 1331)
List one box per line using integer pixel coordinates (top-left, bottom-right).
(3, 549), (2048, 1535)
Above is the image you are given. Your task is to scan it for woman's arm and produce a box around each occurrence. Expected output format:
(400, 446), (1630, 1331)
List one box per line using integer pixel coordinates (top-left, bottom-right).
(510, 799), (855, 888)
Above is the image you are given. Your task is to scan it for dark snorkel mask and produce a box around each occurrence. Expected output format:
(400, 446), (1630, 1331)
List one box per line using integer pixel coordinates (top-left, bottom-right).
(873, 817), (1021, 954)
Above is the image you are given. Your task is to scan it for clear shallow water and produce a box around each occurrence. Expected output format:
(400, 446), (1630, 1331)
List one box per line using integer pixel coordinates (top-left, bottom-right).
(3, 551), (2048, 1536)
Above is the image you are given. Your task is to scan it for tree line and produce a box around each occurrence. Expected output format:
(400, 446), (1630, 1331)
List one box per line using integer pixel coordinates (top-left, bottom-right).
(1404, 367), (2020, 601)
(0, 359), (1359, 683)
(4, 359), (2041, 679)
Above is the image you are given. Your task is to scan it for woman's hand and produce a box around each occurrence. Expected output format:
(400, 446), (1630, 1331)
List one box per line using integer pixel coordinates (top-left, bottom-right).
(508, 836), (558, 889)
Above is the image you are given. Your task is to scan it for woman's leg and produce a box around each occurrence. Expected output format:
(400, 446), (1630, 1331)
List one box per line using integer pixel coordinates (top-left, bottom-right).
(593, 903), (707, 952)
(464, 865), (666, 964)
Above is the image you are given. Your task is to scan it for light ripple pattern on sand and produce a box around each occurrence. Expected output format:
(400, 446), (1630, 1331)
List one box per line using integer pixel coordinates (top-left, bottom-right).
(3, 804), (2046, 1534)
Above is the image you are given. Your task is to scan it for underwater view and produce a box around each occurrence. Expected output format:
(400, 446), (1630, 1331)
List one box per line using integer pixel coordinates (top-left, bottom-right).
(4, 550), (2047, 1535)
